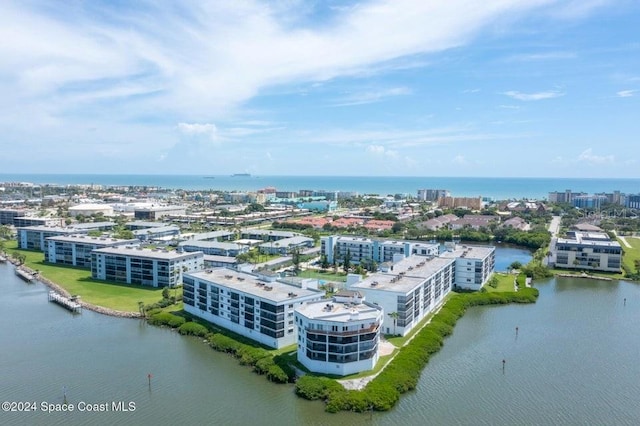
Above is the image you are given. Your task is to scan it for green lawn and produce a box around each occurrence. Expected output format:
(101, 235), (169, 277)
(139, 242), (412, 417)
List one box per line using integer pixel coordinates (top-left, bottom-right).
(298, 269), (347, 282)
(619, 236), (640, 275)
(485, 272), (517, 292)
(7, 240), (166, 312)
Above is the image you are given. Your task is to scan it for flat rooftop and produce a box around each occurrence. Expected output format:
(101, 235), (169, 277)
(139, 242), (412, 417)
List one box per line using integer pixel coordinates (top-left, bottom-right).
(180, 241), (242, 250)
(45, 234), (136, 245)
(93, 245), (202, 260)
(296, 299), (381, 322)
(557, 237), (621, 248)
(187, 268), (320, 303)
(352, 256), (456, 293)
(18, 225), (81, 233)
(440, 245), (495, 260)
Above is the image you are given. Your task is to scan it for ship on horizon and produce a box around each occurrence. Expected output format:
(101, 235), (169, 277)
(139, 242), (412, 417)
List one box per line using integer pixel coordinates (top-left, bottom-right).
(231, 173), (251, 177)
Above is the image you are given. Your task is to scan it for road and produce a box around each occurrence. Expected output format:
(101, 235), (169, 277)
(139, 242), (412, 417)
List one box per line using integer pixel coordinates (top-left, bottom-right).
(544, 215), (562, 266)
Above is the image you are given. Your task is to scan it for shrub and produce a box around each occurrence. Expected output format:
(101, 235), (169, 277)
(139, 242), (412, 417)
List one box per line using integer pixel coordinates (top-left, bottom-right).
(178, 322), (209, 337)
(237, 346), (270, 366)
(148, 312), (185, 328)
(208, 334), (242, 353)
(297, 287), (539, 413)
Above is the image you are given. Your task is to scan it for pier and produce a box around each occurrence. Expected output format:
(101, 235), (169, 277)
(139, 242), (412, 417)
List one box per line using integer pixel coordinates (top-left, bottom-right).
(15, 267), (35, 282)
(48, 291), (82, 313)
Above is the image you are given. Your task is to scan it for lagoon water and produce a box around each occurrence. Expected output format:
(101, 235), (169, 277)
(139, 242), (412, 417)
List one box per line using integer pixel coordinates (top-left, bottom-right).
(2, 254), (640, 425)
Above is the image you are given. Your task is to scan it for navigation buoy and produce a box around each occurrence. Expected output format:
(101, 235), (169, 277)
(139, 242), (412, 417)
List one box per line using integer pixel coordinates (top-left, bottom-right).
(148, 373), (152, 389)
(624, 298), (627, 306)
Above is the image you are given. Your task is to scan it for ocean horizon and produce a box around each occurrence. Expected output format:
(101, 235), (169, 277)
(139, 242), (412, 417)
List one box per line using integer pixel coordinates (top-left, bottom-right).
(1, 173), (639, 200)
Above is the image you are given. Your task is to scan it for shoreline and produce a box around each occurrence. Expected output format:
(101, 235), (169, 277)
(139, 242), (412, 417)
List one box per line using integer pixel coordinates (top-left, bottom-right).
(555, 272), (614, 281)
(5, 257), (141, 319)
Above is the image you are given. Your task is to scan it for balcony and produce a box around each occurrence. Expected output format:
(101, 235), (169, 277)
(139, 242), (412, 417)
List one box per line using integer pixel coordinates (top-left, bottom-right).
(305, 323), (379, 337)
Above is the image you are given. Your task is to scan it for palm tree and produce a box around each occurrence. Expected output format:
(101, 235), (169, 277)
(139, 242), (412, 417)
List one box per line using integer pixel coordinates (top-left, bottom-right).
(388, 312), (399, 336)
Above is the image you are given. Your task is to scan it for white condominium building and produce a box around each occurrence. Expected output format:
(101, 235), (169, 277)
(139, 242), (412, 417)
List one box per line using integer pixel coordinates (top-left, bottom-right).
(350, 255), (456, 336)
(440, 245), (496, 290)
(183, 269), (323, 349)
(554, 231), (622, 272)
(91, 246), (203, 288)
(45, 234), (137, 268)
(296, 290), (383, 376)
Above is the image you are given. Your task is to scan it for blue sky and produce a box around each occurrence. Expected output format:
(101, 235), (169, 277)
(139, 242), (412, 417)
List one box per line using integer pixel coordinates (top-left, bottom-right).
(1, 0), (639, 177)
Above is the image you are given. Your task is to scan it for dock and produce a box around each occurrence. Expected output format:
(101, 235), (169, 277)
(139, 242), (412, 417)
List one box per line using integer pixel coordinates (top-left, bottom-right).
(15, 267), (35, 282)
(48, 291), (82, 313)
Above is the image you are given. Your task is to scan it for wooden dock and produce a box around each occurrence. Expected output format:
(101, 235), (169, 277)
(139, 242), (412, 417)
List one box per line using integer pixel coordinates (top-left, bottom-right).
(48, 291), (82, 313)
(15, 267), (35, 282)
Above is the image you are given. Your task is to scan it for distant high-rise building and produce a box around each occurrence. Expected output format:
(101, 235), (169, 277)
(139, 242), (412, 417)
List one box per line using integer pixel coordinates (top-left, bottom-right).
(417, 189), (450, 201)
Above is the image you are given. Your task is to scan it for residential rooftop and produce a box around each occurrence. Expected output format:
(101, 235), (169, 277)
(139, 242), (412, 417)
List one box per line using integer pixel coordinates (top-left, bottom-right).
(187, 268), (320, 303)
(296, 298), (382, 322)
(352, 256), (456, 293)
(92, 245), (202, 260)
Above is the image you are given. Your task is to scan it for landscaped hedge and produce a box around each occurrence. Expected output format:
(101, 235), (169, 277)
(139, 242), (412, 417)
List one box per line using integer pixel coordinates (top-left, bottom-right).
(148, 312), (186, 328)
(206, 333), (293, 383)
(295, 287), (539, 413)
(178, 321), (209, 337)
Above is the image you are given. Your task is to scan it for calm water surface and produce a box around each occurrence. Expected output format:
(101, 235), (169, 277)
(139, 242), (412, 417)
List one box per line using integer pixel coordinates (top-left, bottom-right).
(1, 259), (639, 425)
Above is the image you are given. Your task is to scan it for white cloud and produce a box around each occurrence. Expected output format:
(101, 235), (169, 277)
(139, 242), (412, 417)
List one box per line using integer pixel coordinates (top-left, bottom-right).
(0, 0), (590, 122)
(367, 145), (386, 155)
(366, 144), (398, 158)
(177, 123), (219, 140)
(616, 90), (636, 98)
(452, 155), (467, 165)
(332, 87), (412, 106)
(506, 52), (577, 62)
(502, 90), (565, 101)
(577, 148), (614, 164)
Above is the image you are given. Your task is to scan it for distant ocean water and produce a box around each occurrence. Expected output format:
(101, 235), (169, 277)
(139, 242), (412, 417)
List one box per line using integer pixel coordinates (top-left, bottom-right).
(1, 174), (639, 200)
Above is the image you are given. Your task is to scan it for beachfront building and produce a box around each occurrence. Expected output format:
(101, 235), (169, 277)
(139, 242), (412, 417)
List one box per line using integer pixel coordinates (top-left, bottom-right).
(45, 234), (137, 268)
(554, 231), (622, 272)
(417, 189), (450, 202)
(295, 291), (383, 376)
(18, 225), (87, 251)
(91, 246), (204, 287)
(349, 255), (456, 336)
(440, 245), (496, 290)
(183, 268), (323, 349)
(321, 235), (439, 266)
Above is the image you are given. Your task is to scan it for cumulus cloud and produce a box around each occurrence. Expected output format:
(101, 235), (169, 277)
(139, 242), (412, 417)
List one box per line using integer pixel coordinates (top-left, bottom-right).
(366, 144), (398, 158)
(177, 123), (219, 140)
(577, 148), (614, 164)
(502, 90), (565, 101)
(616, 90), (636, 98)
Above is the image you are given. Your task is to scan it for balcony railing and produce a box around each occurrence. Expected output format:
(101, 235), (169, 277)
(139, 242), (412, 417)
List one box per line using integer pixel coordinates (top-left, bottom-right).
(305, 323), (379, 337)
